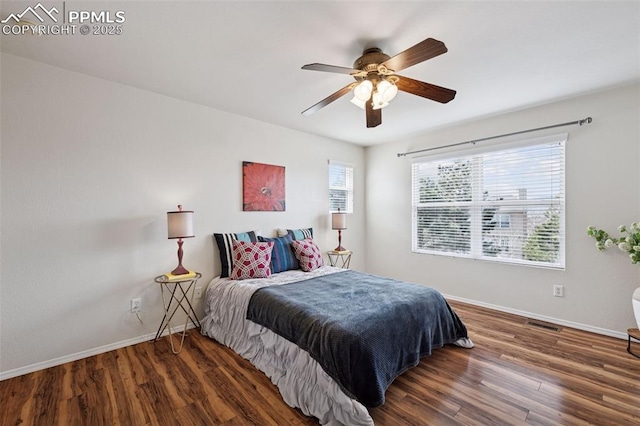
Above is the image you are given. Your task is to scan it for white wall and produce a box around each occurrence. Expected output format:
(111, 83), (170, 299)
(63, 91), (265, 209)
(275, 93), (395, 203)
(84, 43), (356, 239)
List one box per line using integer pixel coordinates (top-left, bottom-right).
(0, 53), (365, 378)
(2, 51), (638, 380)
(366, 83), (640, 336)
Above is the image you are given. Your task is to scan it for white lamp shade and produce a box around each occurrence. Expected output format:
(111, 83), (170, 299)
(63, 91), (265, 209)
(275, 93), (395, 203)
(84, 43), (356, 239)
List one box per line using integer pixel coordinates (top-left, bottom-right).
(371, 91), (389, 110)
(379, 79), (398, 102)
(353, 80), (373, 101)
(332, 212), (347, 230)
(167, 210), (194, 239)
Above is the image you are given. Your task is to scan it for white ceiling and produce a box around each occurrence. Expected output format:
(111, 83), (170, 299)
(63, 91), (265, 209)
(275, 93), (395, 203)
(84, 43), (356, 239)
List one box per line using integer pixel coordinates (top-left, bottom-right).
(1, 1), (639, 146)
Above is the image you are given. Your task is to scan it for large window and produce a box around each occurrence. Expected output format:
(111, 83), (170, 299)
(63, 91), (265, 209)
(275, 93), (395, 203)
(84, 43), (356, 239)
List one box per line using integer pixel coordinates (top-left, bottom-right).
(329, 161), (354, 213)
(411, 134), (566, 268)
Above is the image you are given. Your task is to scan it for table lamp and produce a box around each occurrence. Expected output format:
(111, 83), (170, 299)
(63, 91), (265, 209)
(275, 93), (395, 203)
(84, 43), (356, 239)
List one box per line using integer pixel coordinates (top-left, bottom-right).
(167, 204), (194, 275)
(331, 208), (347, 252)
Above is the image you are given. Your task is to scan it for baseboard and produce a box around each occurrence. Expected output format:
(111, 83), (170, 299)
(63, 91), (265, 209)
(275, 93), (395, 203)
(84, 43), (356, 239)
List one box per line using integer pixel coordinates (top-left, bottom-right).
(0, 323), (199, 381)
(444, 294), (627, 340)
(2, 299), (627, 381)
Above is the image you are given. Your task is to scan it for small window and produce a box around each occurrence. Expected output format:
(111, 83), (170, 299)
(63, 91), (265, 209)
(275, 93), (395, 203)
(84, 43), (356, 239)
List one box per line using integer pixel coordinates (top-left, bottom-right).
(329, 161), (354, 213)
(496, 214), (511, 229)
(411, 134), (566, 269)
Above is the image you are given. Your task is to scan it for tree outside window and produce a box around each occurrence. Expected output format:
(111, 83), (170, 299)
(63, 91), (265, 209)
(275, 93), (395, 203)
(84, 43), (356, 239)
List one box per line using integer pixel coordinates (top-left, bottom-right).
(412, 135), (565, 268)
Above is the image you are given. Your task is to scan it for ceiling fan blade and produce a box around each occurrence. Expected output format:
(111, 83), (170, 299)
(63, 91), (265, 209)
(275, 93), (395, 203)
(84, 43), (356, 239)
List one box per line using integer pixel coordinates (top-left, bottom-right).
(301, 84), (354, 116)
(382, 38), (448, 72)
(365, 99), (382, 128)
(396, 75), (456, 103)
(302, 63), (361, 75)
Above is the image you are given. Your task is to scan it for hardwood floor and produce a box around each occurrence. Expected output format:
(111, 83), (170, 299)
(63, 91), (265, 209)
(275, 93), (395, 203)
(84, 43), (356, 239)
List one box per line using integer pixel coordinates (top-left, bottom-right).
(2, 300), (639, 425)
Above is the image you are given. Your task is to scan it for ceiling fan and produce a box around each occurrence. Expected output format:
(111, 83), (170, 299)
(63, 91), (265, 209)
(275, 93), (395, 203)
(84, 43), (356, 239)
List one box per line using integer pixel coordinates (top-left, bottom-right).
(301, 37), (456, 128)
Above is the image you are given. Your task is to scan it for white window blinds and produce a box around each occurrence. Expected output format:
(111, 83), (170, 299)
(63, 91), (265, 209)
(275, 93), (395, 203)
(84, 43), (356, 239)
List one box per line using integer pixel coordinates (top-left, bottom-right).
(411, 134), (566, 268)
(329, 161), (354, 213)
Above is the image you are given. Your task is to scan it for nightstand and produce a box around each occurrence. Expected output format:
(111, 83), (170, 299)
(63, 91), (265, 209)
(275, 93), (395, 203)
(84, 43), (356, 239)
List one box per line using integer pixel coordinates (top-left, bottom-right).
(327, 250), (352, 269)
(154, 272), (202, 354)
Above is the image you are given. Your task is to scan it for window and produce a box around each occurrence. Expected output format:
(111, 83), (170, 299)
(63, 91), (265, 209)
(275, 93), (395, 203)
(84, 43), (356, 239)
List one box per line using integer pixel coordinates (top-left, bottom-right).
(411, 134), (566, 268)
(495, 214), (511, 229)
(329, 161), (354, 213)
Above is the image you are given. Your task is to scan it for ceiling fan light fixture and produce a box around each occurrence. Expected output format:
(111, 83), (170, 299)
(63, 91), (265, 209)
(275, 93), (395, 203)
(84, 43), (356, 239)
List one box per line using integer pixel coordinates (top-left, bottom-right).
(371, 91), (389, 110)
(353, 80), (373, 101)
(378, 79), (398, 102)
(301, 37), (456, 127)
(350, 96), (366, 109)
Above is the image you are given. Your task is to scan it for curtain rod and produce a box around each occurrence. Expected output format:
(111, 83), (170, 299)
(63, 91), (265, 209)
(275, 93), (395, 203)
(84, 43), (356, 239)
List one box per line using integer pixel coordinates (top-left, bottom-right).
(397, 116), (593, 158)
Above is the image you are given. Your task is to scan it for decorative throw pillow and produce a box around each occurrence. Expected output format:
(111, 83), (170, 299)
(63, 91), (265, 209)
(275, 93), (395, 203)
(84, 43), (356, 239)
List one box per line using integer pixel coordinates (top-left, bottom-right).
(258, 235), (299, 273)
(214, 230), (260, 278)
(276, 227), (313, 241)
(291, 238), (325, 272)
(230, 240), (274, 280)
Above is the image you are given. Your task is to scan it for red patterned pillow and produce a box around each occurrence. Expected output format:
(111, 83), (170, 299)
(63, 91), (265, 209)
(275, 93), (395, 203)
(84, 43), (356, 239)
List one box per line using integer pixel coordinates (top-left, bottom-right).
(291, 239), (325, 272)
(230, 240), (274, 280)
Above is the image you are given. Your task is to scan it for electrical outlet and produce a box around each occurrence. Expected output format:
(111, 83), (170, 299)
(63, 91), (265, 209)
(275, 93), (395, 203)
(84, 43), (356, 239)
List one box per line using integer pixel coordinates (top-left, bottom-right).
(194, 286), (202, 299)
(553, 285), (564, 298)
(131, 298), (141, 312)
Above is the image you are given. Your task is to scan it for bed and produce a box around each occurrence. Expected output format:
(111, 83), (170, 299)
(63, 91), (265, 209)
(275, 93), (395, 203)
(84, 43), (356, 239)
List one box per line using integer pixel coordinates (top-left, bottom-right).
(200, 258), (473, 425)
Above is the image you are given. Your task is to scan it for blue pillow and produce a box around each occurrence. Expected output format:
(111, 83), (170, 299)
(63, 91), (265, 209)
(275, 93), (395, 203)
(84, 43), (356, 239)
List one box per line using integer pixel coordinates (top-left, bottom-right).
(259, 235), (299, 273)
(277, 227), (313, 241)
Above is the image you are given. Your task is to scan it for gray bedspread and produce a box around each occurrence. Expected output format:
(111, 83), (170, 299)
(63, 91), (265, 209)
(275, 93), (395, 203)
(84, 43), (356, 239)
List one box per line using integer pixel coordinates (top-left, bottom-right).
(246, 269), (469, 407)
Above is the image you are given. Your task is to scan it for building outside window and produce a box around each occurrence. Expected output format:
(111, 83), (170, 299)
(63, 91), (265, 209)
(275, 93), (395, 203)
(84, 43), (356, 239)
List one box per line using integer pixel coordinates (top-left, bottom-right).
(411, 134), (566, 268)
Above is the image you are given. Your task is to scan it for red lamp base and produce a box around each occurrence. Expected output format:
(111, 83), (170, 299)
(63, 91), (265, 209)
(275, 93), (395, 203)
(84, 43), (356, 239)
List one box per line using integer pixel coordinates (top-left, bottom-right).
(333, 229), (346, 252)
(171, 265), (190, 275)
(171, 239), (190, 275)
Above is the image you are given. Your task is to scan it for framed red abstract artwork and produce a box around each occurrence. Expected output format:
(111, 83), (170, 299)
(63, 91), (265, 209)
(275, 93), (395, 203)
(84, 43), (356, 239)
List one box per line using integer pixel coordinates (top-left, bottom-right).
(242, 161), (286, 211)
